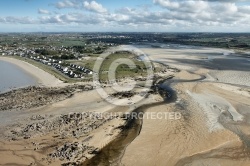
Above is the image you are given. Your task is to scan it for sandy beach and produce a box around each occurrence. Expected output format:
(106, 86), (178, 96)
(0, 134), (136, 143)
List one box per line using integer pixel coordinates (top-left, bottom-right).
(0, 55), (173, 165)
(0, 84), (130, 165)
(0, 57), (126, 165)
(1, 46), (250, 166)
(119, 46), (250, 166)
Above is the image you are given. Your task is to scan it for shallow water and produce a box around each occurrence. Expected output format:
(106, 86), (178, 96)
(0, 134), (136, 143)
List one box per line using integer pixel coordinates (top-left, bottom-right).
(0, 60), (37, 93)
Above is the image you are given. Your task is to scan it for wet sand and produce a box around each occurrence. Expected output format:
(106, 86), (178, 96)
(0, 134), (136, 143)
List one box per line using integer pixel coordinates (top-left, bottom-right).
(0, 56), (174, 165)
(119, 47), (250, 166)
(1, 46), (250, 165)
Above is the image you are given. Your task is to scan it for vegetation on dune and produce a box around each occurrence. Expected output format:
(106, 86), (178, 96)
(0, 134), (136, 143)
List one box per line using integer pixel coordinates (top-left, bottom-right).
(97, 52), (148, 81)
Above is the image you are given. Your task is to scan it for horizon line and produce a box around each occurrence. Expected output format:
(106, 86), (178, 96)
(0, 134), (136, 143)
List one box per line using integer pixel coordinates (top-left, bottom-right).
(1, 32), (250, 34)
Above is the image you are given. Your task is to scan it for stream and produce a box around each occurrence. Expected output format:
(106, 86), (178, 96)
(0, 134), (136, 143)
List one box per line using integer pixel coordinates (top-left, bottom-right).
(82, 68), (208, 166)
(83, 80), (176, 166)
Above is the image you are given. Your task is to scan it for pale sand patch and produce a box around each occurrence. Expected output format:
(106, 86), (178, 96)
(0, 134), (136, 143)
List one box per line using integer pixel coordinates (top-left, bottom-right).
(187, 90), (243, 132)
(121, 101), (239, 166)
(175, 70), (202, 80)
(187, 90), (224, 132)
(213, 83), (250, 98)
(175, 139), (250, 166)
(142, 47), (250, 87)
(121, 80), (249, 166)
(141, 47), (233, 70)
(210, 70), (250, 87)
(0, 57), (66, 87)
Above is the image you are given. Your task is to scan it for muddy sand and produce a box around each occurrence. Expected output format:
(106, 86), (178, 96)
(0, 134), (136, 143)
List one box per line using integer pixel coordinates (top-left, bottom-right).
(119, 47), (250, 166)
(1, 46), (250, 166)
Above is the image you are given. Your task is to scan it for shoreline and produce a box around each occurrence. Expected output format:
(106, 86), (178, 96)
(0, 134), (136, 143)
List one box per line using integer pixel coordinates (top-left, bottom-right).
(0, 55), (176, 165)
(0, 56), (65, 87)
(1, 45), (250, 165)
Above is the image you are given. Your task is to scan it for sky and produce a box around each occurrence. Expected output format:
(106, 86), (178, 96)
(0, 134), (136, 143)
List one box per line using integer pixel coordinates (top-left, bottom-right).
(0, 0), (250, 32)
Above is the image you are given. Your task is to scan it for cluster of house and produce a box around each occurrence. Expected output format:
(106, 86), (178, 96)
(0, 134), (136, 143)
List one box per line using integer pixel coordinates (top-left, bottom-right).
(29, 55), (93, 78)
(60, 64), (93, 78)
(1, 47), (36, 57)
(0, 45), (94, 79)
(30, 56), (62, 65)
(0, 45), (86, 59)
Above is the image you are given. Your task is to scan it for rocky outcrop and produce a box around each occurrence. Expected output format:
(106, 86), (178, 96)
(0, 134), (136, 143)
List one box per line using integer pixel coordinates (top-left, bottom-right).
(6, 112), (116, 141)
(110, 91), (136, 99)
(0, 85), (93, 111)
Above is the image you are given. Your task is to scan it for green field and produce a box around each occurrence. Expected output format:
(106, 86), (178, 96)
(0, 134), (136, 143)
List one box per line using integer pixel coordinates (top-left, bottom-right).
(67, 52), (149, 81)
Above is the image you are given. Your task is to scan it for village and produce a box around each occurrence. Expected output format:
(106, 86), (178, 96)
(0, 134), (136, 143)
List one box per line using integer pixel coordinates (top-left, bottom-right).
(0, 45), (95, 79)
(0, 33), (122, 80)
(31, 55), (93, 79)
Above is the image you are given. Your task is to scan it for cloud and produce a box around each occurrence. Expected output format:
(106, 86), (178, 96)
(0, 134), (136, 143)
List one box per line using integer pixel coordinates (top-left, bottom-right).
(53, 0), (107, 13)
(39, 13), (104, 25)
(38, 9), (50, 14)
(55, 0), (78, 9)
(0, 16), (36, 24)
(202, 0), (248, 2)
(0, 17), (5, 22)
(153, 0), (180, 9)
(153, 0), (210, 12)
(83, 1), (107, 13)
(1, 0), (250, 32)
(152, 0), (250, 24)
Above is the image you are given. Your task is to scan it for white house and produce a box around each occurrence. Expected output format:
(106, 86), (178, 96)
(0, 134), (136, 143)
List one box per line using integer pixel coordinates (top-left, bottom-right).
(63, 67), (69, 72)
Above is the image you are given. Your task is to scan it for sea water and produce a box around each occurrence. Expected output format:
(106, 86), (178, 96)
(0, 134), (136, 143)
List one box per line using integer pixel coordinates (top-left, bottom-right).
(0, 60), (37, 93)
